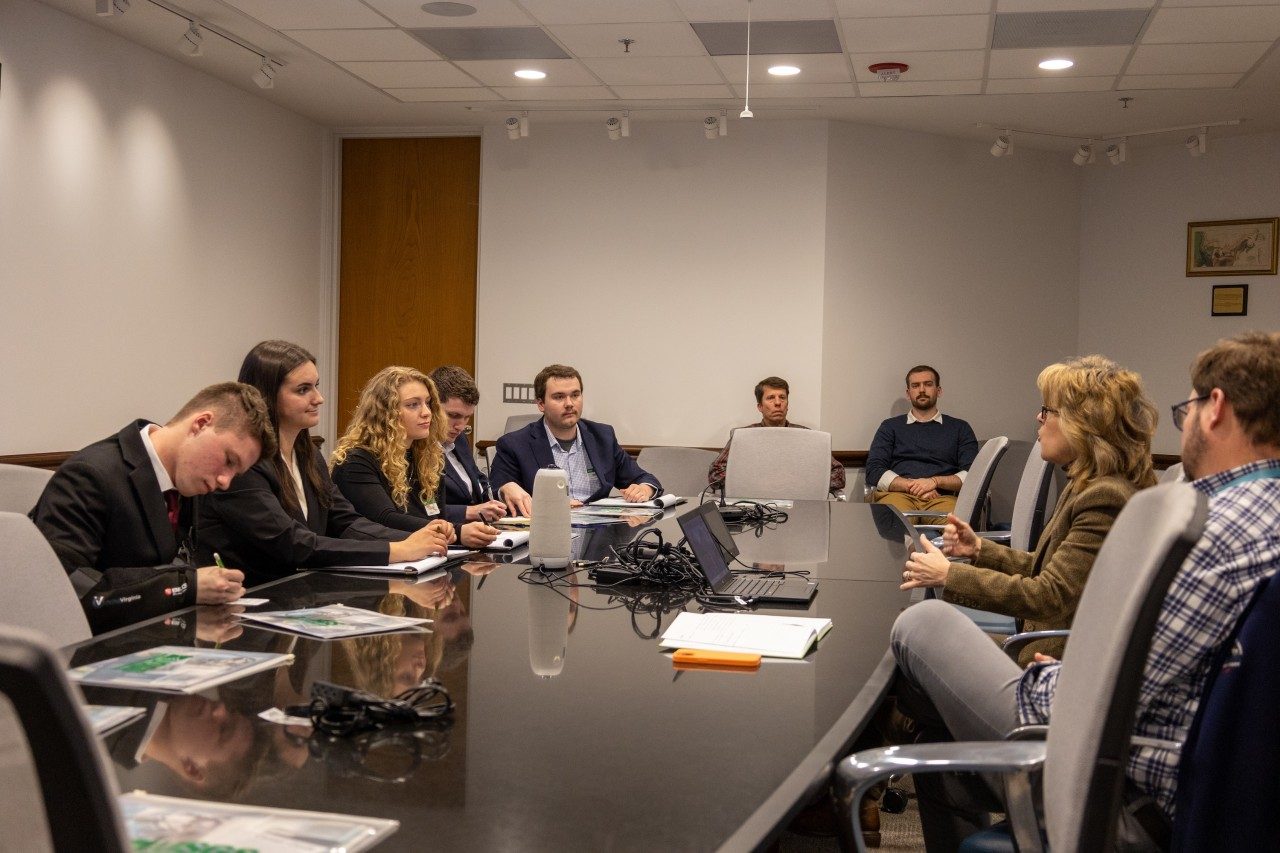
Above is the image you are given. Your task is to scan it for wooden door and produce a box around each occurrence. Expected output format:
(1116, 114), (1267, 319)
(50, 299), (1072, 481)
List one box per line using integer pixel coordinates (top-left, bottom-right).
(338, 137), (480, 433)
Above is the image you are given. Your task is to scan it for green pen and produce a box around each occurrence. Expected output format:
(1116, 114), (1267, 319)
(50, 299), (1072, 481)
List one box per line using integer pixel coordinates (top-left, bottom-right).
(214, 552), (226, 569)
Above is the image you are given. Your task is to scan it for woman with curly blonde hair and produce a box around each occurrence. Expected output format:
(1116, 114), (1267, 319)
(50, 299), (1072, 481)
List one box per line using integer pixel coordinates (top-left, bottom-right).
(332, 366), (498, 548)
(902, 354), (1157, 665)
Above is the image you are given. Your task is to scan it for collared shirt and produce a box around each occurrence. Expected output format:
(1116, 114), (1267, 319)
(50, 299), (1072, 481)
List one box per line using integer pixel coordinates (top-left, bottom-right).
(282, 452), (309, 520)
(441, 441), (471, 491)
(876, 411), (969, 491)
(138, 423), (175, 492)
(1016, 458), (1280, 816)
(544, 423), (600, 502)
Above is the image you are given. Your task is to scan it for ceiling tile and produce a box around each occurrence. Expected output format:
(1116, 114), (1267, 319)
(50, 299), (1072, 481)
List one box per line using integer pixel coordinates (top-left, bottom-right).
(992, 10), (1150, 49)
(712, 53), (851, 83)
(849, 50), (985, 81)
(693, 20), (843, 55)
(1161, 0), (1280, 6)
(456, 59), (600, 87)
(729, 82), (858, 98)
(1142, 6), (1280, 44)
(492, 85), (619, 100)
(985, 76), (1117, 93)
(284, 29), (441, 62)
(407, 27), (569, 60)
(987, 45), (1131, 78)
(363, 0), (536, 28)
(582, 56), (725, 85)
(1126, 42), (1269, 74)
(997, 0), (1154, 10)
(220, 0), (390, 30)
(1119, 74), (1244, 89)
(517, 0), (684, 25)
(609, 84), (735, 99)
(677, 0), (837, 21)
(839, 0), (990, 17)
(547, 23), (707, 57)
(857, 80), (982, 96)
(843, 16), (991, 52)
(386, 87), (503, 102)
(339, 61), (478, 87)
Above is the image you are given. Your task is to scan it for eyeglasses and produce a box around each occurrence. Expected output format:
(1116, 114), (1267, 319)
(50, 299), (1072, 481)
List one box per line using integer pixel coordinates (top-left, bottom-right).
(1171, 394), (1211, 432)
(1037, 406), (1059, 421)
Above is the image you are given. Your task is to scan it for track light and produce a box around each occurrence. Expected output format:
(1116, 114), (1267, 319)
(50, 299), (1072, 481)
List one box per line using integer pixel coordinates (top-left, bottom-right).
(1106, 138), (1127, 166)
(606, 117), (622, 141)
(96, 0), (129, 16)
(703, 115), (719, 140)
(179, 23), (203, 56)
(252, 58), (276, 89)
(1072, 144), (1094, 166)
(1186, 127), (1206, 157)
(990, 134), (1011, 158)
(505, 117), (521, 140)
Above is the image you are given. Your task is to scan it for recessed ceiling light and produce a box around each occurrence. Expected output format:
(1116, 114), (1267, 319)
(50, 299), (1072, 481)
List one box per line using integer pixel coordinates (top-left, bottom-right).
(1039, 58), (1074, 70)
(514, 69), (547, 80)
(768, 65), (801, 77)
(421, 2), (476, 16)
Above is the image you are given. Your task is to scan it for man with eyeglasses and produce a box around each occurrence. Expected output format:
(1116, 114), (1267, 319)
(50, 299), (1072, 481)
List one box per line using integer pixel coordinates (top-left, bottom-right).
(429, 366), (507, 525)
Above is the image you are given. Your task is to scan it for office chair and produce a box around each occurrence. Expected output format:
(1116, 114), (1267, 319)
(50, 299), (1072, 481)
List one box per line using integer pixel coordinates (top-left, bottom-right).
(635, 446), (717, 498)
(901, 436), (1009, 534)
(502, 413), (542, 436)
(0, 513), (92, 648)
(724, 428), (833, 500)
(0, 463), (53, 515)
(0, 626), (128, 852)
(836, 483), (1207, 853)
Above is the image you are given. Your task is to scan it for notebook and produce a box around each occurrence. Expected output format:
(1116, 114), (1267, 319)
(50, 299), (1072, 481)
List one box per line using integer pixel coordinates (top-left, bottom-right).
(676, 503), (817, 604)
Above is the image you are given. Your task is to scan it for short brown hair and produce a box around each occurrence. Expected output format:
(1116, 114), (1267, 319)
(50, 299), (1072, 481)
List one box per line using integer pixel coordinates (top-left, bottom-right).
(754, 376), (788, 404)
(430, 365), (480, 406)
(906, 365), (940, 386)
(1191, 331), (1280, 449)
(169, 382), (275, 460)
(534, 364), (582, 401)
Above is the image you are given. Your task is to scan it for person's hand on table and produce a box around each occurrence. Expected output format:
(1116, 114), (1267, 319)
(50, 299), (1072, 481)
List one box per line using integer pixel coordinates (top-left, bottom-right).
(621, 483), (656, 503)
(460, 521), (500, 548)
(941, 513), (981, 559)
(499, 483), (533, 517)
(195, 604), (245, 644)
(391, 524), (450, 562)
(569, 499), (584, 508)
(196, 566), (245, 604)
(901, 535), (951, 590)
(466, 500), (508, 523)
(428, 518), (457, 545)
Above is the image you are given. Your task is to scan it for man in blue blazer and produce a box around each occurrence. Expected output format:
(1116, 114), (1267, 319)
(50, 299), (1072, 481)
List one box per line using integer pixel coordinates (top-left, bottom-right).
(490, 364), (661, 516)
(430, 366), (508, 525)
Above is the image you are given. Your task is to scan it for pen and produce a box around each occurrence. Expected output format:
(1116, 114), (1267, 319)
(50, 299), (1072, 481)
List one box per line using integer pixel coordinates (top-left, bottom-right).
(214, 552), (226, 569)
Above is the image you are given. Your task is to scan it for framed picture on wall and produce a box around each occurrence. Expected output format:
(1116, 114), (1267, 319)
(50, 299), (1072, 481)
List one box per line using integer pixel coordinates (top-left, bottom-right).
(1211, 284), (1249, 317)
(1187, 218), (1278, 276)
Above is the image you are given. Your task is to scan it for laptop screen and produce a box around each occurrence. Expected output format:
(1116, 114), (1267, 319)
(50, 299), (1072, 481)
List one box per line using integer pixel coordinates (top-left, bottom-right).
(677, 504), (733, 588)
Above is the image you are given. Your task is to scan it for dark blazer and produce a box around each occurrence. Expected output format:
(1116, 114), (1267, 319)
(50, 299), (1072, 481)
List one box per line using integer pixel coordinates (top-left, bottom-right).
(489, 417), (661, 503)
(331, 447), (460, 538)
(195, 449), (407, 588)
(30, 420), (197, 634)
(941, 475), (1137, 665)
(440, 433), (490, 525)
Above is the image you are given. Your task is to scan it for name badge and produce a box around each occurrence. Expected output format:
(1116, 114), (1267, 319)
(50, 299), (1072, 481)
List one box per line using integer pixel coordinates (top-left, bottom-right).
(425, 502), (440, 517)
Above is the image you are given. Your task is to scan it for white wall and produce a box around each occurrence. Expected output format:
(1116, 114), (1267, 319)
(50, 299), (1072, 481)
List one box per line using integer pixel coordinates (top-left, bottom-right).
(475, 120), (830, 448)
(0, 0), (329, 454)
(1077, 130), (1280, 455)
(821, 122), (1083, 449)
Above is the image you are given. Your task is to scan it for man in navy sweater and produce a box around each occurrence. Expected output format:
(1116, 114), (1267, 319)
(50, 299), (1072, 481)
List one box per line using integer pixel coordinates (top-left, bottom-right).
(865, 365), (978, 518)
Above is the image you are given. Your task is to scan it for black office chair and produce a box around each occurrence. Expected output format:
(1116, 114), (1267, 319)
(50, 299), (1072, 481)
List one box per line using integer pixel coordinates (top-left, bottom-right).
(0, 627), (128, 851)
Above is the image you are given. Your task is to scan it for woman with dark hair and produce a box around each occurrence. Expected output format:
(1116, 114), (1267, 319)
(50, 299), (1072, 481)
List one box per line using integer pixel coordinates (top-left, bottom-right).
(196, 340), (452, 586)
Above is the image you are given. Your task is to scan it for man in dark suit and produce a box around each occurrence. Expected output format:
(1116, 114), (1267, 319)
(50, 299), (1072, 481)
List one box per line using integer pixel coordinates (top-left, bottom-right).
(490, 364), (661, 516)
(430, 365), (508, 525)
(31, 382), (274, 634)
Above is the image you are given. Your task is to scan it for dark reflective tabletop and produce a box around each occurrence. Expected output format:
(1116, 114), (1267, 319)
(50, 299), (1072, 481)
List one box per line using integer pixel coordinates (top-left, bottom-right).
(70, 501), (914, 852)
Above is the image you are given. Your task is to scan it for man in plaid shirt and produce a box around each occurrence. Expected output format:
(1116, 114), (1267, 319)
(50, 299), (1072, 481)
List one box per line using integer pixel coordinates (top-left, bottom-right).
(890, 331), (1280, 849)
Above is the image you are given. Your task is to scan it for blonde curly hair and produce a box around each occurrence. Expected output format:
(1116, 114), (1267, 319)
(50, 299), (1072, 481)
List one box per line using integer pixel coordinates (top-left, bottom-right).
(332, 366), (447, 511)
(1038, 355), (1157, 489)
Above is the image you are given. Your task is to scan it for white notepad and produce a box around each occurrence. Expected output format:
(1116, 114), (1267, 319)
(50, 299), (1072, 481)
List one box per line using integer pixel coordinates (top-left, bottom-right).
(658, 612), (833, 660)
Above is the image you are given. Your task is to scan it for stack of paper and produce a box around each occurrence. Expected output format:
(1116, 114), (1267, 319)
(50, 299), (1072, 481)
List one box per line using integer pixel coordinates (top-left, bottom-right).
(590, 494), (686, 510)
(319, 549), (472, 576)
(70, 647), (293, 694)
(238, 604), (431, 640)
(659, 612), (833, 660)
(483, 530), (530, 551)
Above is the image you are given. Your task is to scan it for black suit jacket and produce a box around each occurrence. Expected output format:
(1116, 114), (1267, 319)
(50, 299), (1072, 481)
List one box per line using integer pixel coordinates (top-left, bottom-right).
(30, 420), (198, 635)
(331, 447), (460, 539)
(195, 450), (406, 588)
(440, 433), (489, 525)
(489, 418), (661, 503)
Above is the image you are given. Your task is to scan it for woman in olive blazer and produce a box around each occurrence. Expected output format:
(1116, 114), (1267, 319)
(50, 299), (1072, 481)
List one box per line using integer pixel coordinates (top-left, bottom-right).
(903, 355), (1158, 665)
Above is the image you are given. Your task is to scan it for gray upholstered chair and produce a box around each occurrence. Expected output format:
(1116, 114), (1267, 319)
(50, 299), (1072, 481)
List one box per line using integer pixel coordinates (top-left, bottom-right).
(903, 435), (1009, 534)
(724, 428), (833, 500)
(0, 513), (92, 648)
(0, 464), (53, 515)
(0, 626), (128, 852)
(502, 413), (542, 436)
(836, 482), (1208, 853)
(634, 446), (717, 498)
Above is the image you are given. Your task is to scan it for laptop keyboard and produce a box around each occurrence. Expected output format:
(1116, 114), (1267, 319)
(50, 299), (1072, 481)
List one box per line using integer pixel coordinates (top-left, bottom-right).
(725, 576), (781, 596)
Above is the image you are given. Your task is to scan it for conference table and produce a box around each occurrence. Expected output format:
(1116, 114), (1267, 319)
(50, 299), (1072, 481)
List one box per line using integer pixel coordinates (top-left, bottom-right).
(69, 501), (918, 852)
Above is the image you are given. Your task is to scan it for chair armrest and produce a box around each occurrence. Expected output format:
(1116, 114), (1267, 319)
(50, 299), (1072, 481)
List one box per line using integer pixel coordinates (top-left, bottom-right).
(900, 511), (948, 519)
(835, 742), (1047, 853)
(975, 530), (1012, 543)
(1002, 630), (1070, 659)
(1005, 725), (1048, 741)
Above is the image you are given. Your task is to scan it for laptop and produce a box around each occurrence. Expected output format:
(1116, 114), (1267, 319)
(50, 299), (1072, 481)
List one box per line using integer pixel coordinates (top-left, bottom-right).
(676, 503), (818, 604)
